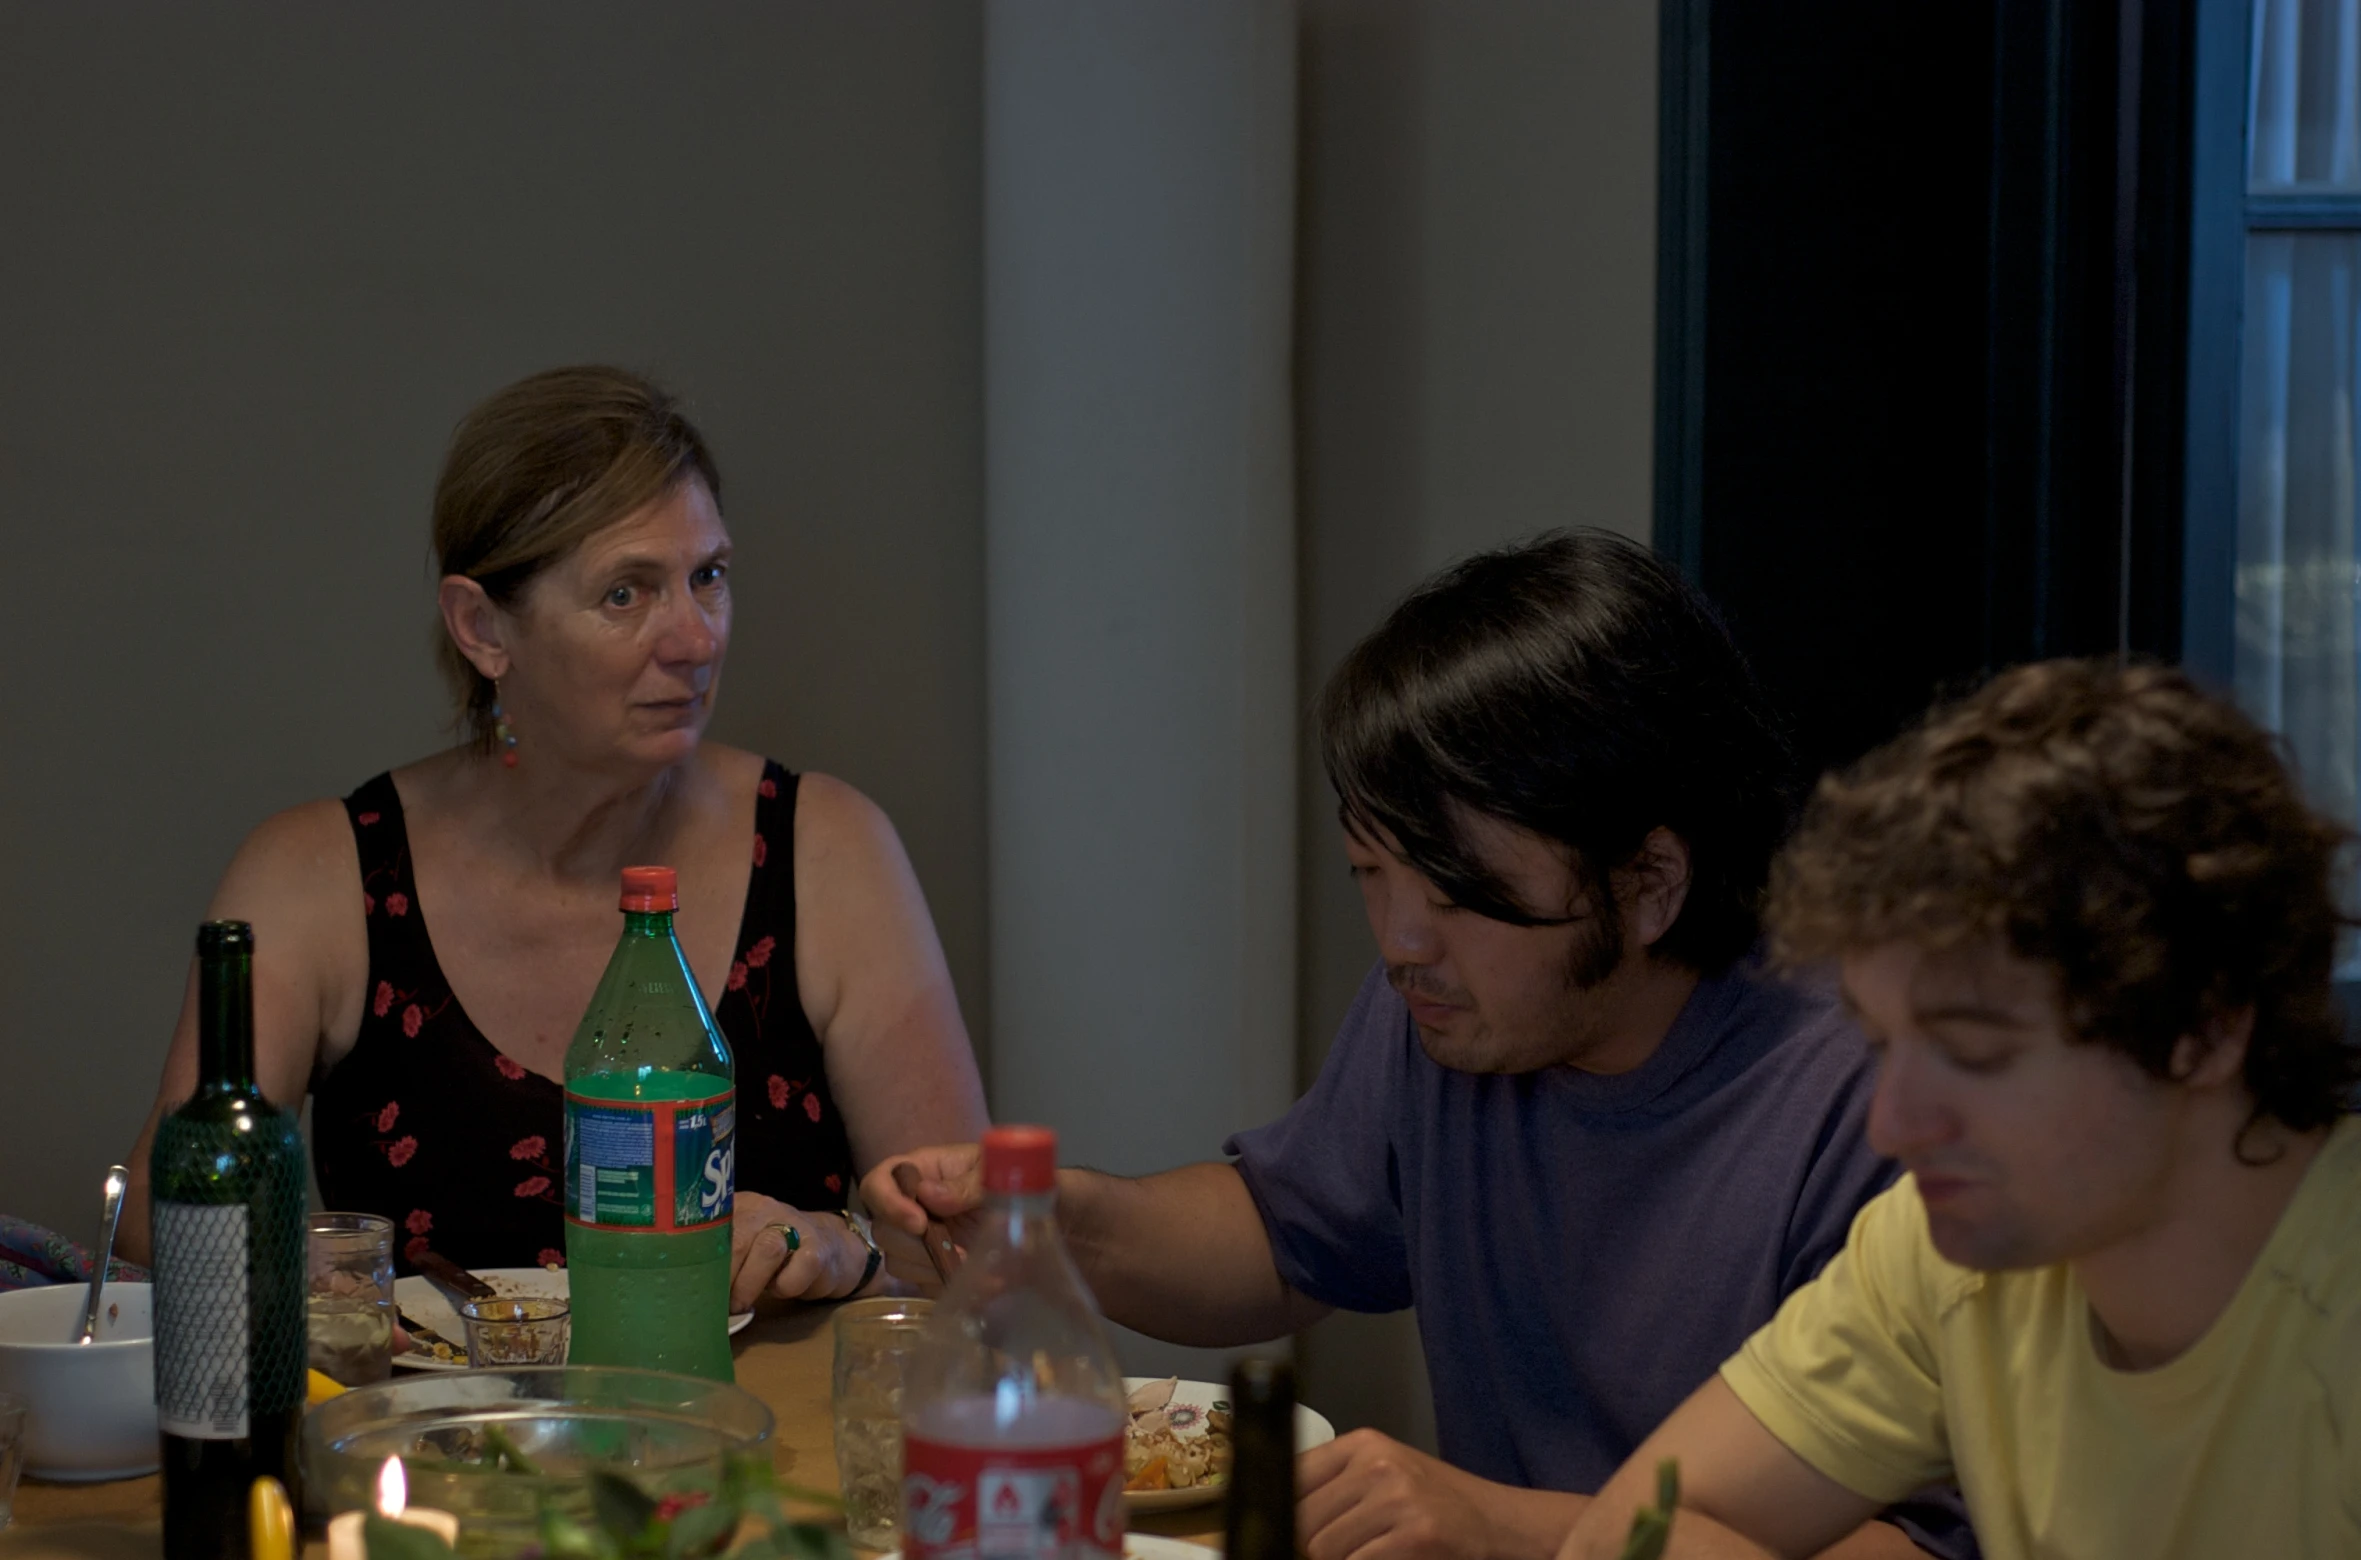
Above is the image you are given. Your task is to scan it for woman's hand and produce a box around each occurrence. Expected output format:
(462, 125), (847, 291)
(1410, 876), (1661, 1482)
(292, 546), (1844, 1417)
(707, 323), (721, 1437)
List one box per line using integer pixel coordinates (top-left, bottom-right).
(729, 1191), (874, 1310)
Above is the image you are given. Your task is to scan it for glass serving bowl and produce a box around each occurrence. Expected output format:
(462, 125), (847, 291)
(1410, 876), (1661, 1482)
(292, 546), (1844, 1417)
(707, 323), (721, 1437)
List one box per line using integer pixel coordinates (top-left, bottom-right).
(305, 1366), (775, 1555)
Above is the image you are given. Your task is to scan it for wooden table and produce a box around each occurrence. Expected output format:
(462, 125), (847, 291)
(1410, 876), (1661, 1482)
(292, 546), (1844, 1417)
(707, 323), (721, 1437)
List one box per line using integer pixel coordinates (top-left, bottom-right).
(2, 1308), (1223, 1558)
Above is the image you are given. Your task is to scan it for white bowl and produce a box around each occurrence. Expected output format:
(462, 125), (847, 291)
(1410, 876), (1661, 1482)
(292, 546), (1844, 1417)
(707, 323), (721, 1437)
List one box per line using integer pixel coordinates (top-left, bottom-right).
(0, 1282), (160, 1481)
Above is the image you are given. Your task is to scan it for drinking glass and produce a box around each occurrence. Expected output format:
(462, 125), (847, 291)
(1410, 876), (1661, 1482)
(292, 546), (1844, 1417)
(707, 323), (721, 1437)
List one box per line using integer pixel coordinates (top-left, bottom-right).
(307, 1212), (396, 1385)
(832, 1297), (934, 1549)
(459, 1296), (571, 1367)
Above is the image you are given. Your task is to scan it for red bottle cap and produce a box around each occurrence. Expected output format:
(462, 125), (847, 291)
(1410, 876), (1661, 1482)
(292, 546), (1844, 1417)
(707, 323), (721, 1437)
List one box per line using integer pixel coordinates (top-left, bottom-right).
(980, 1125), (1058, 1194)
(620, 866), (679, 912)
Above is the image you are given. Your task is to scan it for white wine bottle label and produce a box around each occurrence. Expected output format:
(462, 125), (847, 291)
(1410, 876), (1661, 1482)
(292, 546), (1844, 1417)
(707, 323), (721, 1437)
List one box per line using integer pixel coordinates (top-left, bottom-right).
(152, 1202), (251, 1439)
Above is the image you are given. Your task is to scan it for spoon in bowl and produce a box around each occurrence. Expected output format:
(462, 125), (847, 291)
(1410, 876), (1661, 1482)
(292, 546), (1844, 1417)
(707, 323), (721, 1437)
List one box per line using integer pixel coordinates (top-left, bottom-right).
(75, 1165), (130, 1345)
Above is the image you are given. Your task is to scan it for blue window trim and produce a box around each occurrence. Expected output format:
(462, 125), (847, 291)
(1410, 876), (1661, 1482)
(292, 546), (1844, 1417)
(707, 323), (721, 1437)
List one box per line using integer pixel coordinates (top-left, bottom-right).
(2180, 0), (2251, 690)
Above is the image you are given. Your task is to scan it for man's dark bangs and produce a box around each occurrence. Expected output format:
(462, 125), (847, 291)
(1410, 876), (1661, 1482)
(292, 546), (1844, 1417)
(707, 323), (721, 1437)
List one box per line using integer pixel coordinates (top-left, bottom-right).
(1321, 628), (1587, 928)
(1316, 529), (1797, 968)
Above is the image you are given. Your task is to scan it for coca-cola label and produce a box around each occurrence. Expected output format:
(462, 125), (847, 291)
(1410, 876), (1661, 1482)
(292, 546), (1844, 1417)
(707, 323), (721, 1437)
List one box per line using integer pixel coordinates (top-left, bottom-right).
(902, 1432), (1125, 1560)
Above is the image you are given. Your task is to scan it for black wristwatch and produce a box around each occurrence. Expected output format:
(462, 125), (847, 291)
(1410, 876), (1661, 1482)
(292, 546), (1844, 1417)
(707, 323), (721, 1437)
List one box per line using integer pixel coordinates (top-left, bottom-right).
(836, 1208), (883, 1294)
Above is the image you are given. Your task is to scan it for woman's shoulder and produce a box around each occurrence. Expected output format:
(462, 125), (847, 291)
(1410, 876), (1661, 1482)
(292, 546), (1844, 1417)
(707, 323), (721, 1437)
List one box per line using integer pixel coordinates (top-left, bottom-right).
(225, 795), (368, 895)
(785, 769), (904, 862)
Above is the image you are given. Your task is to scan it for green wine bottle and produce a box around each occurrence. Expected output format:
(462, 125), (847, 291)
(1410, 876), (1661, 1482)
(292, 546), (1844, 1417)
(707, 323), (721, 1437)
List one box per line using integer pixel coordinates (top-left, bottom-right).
(563, 866), (736, 1381)
(1224, 1358), (1296, 1560)
(150, 921), (308, 1560)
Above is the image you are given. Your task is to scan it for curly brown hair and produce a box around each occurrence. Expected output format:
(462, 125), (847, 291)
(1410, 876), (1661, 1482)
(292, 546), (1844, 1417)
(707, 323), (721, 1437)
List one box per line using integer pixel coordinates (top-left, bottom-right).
(1767, 658), (2357, 1133)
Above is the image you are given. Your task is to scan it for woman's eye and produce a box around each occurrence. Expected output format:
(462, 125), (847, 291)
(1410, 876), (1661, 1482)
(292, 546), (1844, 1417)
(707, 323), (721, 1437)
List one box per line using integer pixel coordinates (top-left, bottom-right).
(606, 585), (636, 608)
(694, 564), (728, 589)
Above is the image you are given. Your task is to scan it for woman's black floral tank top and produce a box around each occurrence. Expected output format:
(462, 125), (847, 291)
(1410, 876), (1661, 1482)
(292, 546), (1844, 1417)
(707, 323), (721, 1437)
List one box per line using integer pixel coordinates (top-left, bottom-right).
(311, 762), (856, 1272)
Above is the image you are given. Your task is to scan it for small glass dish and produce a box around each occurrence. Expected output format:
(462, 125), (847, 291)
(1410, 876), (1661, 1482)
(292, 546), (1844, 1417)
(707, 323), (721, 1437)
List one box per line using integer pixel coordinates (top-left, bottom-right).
(303, 1365), (773, 1556)
(458, 1296), (570, 1368)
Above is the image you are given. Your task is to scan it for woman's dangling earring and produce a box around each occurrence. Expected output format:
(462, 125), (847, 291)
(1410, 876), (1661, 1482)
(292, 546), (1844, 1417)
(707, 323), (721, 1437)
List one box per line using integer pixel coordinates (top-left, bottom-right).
(492, 682), (519, 768)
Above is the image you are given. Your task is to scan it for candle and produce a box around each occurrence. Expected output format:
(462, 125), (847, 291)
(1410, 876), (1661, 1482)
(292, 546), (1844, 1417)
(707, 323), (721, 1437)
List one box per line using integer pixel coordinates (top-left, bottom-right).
(327, 1456), (462, 1560)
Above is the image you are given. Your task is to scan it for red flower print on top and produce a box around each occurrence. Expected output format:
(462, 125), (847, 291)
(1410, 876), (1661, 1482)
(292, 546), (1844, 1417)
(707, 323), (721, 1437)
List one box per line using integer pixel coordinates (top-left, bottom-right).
(727, 961), (748, 992)
(509, 1136), (547, 1162)
(402, 1004), (425, 1039)
(752, 834), (768, 867)
(357, 811), (381, 826)
(538, 1249), (566, 1268)
(768, 1075), (790, 1110)
(494, 1055), (527, 1082)
(746, 935), (776, 969)
(363, 892), (376, 917)
(376, 1101), (400, 1133)
(405, 1208), (432, 1236)
(388, 1136), (418, 1168)
(825, 1174), (843, 1194)
(386, 892), (410, 917)
(514, 1175), (551, 1199)
(372, 981), (394, 1019)
(758, 777), (777, 799)
(404, 1235), (429, 1264)
(804, 1093), (823, 1123)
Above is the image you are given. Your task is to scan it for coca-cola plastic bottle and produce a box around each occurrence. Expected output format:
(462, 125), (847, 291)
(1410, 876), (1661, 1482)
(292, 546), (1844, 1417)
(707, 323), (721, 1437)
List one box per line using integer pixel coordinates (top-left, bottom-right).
(900, 1126), (1129, 1560)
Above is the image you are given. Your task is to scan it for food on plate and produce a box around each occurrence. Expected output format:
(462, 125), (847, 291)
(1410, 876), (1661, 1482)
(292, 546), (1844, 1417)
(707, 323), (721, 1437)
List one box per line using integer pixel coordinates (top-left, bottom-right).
(1122, 1377), (1233, 1493)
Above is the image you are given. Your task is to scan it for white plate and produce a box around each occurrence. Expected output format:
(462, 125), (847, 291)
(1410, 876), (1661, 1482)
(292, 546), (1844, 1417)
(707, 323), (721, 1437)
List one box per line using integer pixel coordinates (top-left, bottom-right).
(391, 1267), (753, 1371)
(1123, 1376), (1335, 1514)
(878, 1539), (1213, 1560)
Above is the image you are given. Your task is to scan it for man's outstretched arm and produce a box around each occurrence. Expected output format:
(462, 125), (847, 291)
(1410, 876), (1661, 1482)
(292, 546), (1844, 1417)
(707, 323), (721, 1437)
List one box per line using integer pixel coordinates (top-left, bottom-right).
(865, 1148), (1332, 1346)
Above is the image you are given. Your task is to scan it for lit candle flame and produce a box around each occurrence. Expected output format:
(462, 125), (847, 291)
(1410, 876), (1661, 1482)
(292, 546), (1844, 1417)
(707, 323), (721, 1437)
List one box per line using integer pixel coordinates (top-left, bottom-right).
(376, 1455), (408, 1519)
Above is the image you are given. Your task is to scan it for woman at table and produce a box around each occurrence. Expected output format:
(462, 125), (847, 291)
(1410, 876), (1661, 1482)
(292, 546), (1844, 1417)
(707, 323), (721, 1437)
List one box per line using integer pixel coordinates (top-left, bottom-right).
(118, 365), (988, 1308)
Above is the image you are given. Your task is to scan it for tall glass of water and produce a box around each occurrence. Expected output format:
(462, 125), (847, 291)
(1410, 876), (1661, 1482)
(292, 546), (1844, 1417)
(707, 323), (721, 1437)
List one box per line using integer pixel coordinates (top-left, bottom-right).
(306, 1213), (395, 1385)
(833, 1297), (933, 1549)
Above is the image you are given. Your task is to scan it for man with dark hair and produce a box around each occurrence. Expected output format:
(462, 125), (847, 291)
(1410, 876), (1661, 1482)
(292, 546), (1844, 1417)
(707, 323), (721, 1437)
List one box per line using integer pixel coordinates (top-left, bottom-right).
(1561, 659), (2361, 1560)
(873, 532), (1970, 1560)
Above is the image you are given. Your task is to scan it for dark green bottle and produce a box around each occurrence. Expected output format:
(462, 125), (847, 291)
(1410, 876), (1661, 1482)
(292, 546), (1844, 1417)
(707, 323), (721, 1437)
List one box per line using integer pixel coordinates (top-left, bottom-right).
(1224, 1358), (1297, 1560)
(150, 922), (308, 1560)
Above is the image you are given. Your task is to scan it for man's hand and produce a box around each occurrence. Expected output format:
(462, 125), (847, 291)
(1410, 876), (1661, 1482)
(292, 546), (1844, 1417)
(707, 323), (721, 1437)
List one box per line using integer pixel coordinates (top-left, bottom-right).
(862, 1144), (987, 1264)
(1297, 1431), (1508, 1560)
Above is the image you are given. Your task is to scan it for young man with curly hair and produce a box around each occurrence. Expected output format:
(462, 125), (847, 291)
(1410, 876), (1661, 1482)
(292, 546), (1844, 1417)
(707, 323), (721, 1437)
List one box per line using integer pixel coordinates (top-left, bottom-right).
(1561, 659), (2361, 1560)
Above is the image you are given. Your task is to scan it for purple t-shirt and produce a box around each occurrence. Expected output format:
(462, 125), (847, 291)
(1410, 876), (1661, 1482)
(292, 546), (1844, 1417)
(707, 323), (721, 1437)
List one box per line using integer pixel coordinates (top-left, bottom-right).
(1229, 958), (1975, 1557)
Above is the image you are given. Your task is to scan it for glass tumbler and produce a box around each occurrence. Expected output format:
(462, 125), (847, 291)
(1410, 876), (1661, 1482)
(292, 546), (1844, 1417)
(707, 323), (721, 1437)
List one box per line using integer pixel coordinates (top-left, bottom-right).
(0, 1390), (25, 1530)
(459, 1296), (571, 1367)
(306, 1212), (396, 1385)
(832, 1296), (934, 1549)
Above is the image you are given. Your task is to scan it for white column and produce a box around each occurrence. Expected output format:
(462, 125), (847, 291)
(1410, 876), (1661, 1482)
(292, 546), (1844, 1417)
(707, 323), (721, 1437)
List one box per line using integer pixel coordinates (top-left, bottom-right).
(983, 0), (1298, 1194)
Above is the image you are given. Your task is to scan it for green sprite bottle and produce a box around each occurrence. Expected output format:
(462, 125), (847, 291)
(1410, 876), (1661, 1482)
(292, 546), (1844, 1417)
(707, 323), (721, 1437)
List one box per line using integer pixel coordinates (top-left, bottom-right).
(563, 866), (736, 1381)
(150, 921), (308, 1560)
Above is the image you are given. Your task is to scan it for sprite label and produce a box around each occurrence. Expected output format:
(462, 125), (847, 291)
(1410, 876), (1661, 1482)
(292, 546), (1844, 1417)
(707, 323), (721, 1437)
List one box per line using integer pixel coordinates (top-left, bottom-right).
(564, 1087), (735, 1232)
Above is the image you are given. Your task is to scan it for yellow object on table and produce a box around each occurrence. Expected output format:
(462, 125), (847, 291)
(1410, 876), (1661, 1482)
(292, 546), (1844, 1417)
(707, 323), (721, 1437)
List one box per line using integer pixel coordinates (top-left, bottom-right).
(307, 1371), (347, 1406)
(247, 1478), (295, 1560)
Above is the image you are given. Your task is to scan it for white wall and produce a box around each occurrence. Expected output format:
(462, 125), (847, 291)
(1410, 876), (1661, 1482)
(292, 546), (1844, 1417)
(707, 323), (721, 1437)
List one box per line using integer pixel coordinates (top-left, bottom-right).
(0, 0), (1661, 1452)
(0, 3), (987, 1236)
(1293, 0), (1660, 1451)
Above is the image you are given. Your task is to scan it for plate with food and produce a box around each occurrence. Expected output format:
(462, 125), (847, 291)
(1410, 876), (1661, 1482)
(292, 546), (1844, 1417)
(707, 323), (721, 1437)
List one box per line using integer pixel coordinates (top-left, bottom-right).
(1123, 1374), (1335, 1513)
(392, 1267), (755, 1370)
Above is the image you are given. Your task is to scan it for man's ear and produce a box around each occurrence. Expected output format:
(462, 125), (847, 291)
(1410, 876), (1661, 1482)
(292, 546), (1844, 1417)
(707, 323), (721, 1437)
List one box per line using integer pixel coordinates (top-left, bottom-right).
(2170, 1004), (2255, 1090)
(439, 575), (511, 682)
(1621, 828), (1694, 950)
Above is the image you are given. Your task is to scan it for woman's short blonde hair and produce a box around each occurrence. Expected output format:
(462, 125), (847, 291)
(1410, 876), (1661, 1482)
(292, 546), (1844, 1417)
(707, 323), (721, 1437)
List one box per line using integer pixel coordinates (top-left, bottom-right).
(432, 365), (722, 746)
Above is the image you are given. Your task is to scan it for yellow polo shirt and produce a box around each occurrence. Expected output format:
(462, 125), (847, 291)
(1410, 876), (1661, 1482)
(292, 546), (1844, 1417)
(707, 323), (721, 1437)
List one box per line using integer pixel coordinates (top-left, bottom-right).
(1720, 1116), (2361, 1560)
